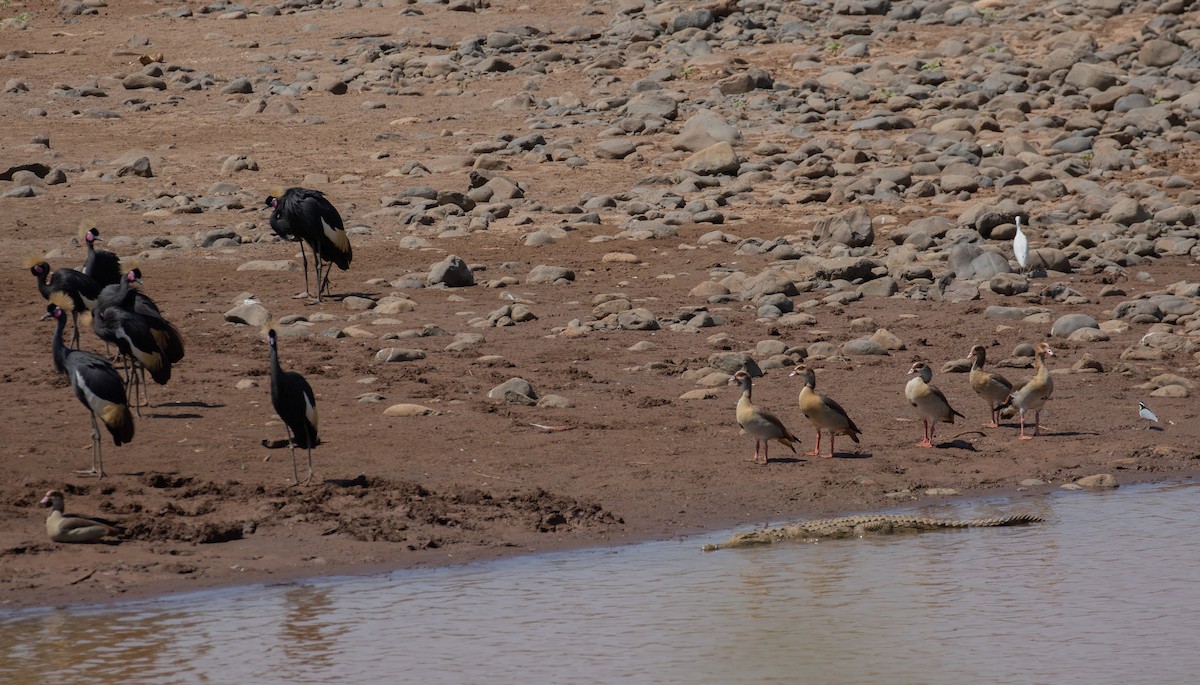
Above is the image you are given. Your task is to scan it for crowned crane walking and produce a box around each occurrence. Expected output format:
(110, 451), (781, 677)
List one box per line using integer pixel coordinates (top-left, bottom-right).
(28, 257), (101, 348)
(44, 297), (134, 477)
(264, 188), (352, 302)
(267, 328), (319, 484)
(80, 223), (124, 287)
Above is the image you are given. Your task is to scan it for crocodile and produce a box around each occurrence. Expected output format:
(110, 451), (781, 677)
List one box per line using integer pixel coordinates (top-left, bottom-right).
(702, 513), (1043, 551)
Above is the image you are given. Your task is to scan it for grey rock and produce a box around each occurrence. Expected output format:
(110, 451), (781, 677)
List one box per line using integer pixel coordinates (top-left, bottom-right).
(683, 142), (739, 176)
(989, 273), (1029, 296)
(624, 93), (678, 120)
(527, 265), (575, 284)
(1064, 63), (1118, 91)
(429, 254), (475, 287)
(709, 352), (763, 376)
(668, 9), (714, 32)
(375, 348), (427, 362)
(671, 111), (743, 152)
(841, 337), (889, 356)
(122, 73), (167, 90)
(1050, 313), (1099, 338)
(221, 77), (254, 94)
(1139, 39), (1183, 67)
(224, 302), (271, 326)
(237, 260), (300, 272)
(488, 377), (537, 401)
(1027, 248), (1071, 273)
(812, 206), (874, 247)
(616, 308), (660, 330)
(595, 139), (637, 159)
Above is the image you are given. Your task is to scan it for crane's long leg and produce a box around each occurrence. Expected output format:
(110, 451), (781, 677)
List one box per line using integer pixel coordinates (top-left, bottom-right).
(304, 444), (314, 485)
(76, 413), (104, 477)
(319, 259), (334, 301)
(297, 241), (312, 299)
(70, 310), (81, 349)
(284, 425), (300, 485)
(314, 251), (326, 303)
(139, 363), (150, 408)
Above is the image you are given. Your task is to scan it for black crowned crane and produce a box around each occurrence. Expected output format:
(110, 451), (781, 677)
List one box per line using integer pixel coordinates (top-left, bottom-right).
(27, 256), (101, 349)
(266, 327), (319, 484)
(44, 295), (134, 478)
(91, 276), (172, 413)
(264, 187), (352, 302)
(80, 222), (124, 287)
(98, 266), (185, 366)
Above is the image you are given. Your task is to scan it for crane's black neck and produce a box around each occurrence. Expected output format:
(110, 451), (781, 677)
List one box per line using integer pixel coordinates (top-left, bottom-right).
(51, 310), (69, 374)
(268, 336), (282, 382)
(33, 267), (51, 299)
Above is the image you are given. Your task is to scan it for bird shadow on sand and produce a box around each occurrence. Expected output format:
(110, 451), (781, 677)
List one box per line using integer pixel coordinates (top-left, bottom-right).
(303, 291), (376, 303)
(827, 451), (872, 460)
(935, 439), (978, 451)
(764, 456), (808, 464)
(1027, 430), (1101, 438)
(144, 400), (225, 420)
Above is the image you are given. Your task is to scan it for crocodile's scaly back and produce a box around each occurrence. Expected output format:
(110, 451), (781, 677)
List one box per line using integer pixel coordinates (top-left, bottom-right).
(702, 513), (1043, 551)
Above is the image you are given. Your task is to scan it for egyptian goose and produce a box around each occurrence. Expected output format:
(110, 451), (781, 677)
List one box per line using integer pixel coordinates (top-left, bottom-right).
(40, 490), (122, 543)
(999, 342), (1055, 439)
(905, 361), (965, 448)
(789, 364), (862, 458)
(968, 345), (1014, 428)
(729, 370), (799, 465)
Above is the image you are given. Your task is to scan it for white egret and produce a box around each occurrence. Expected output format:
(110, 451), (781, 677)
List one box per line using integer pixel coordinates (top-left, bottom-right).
(1013, 215), (1030, 275)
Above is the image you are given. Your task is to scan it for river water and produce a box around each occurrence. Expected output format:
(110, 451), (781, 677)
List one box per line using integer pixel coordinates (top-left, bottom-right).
(2, 481), (1198, 684)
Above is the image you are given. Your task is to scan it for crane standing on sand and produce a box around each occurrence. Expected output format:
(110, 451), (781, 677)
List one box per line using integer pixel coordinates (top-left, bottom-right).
(264, 187), (353, 302)
(44, 297), (134, 478)
(266, 327), (319, 485)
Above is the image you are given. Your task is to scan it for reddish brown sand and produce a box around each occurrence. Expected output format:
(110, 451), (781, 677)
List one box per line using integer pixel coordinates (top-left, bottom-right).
(2, 1), (1198, 610)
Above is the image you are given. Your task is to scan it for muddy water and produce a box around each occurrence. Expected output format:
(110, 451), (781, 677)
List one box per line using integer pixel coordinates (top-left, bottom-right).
(3, 481), (1199, 684)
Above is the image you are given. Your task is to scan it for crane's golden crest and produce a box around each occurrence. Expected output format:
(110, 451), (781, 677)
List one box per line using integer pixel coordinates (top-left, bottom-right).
(267, 186), (286, 201)
(78, 218), (98, 239)
(48, 291), (74, 310)
(24, 253), (49, 270)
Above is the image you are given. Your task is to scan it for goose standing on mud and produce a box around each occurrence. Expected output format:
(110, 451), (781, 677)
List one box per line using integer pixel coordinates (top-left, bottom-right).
(968, 344), (1014, 428)
(905, 361), (964, 448)
(999, 342), (1055, 439)
(728, 370), (799, 465)
(789, 364), (862, 459)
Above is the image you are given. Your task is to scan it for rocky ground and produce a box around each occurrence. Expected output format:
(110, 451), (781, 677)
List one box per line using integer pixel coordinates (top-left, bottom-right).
(2, 0), (1200, 609)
